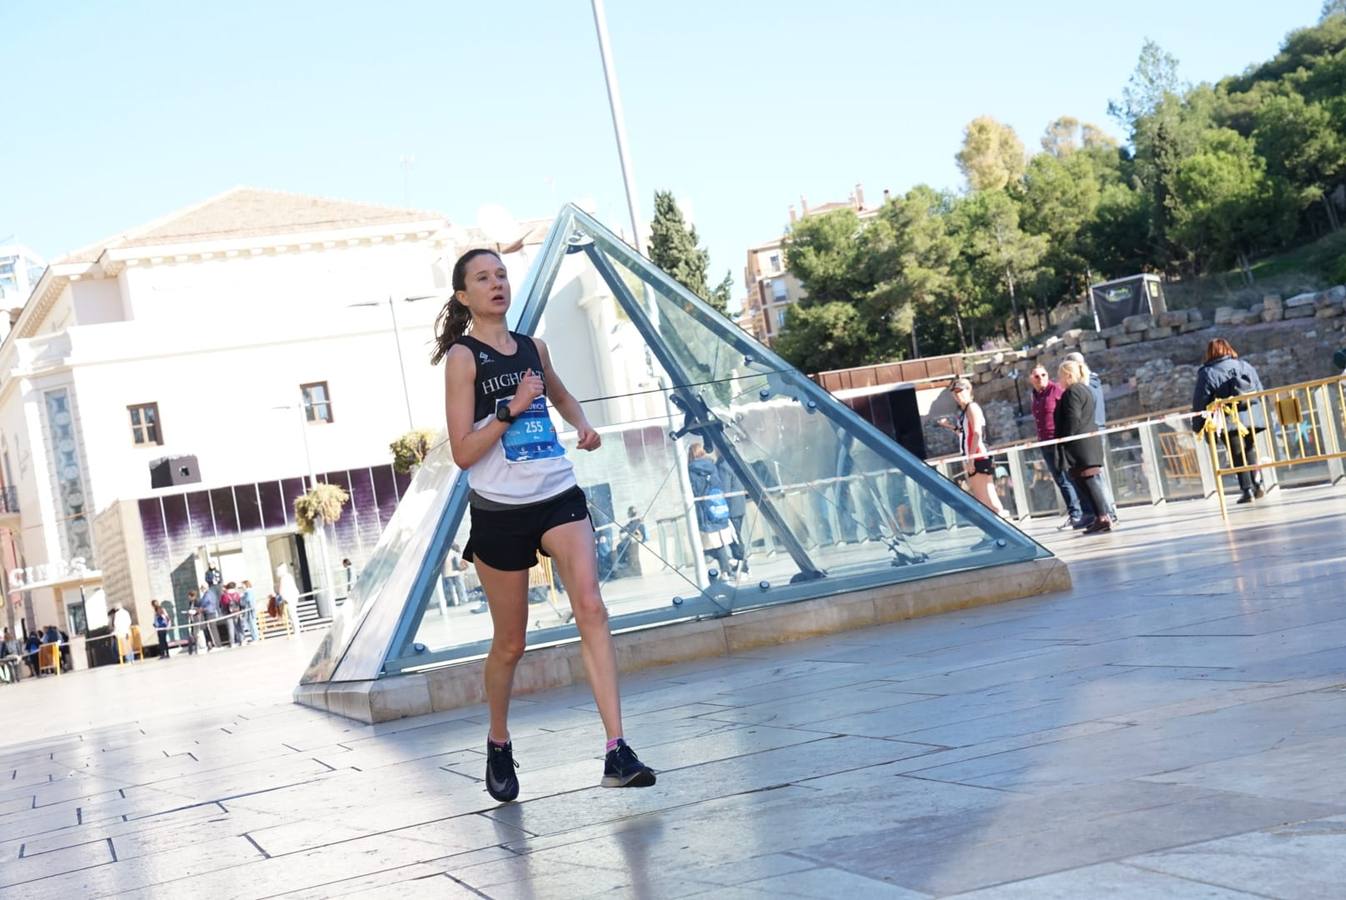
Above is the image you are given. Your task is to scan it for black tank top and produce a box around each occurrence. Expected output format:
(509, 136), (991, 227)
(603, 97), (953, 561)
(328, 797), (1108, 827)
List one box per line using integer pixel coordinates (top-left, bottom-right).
(454, 333), (545, 422)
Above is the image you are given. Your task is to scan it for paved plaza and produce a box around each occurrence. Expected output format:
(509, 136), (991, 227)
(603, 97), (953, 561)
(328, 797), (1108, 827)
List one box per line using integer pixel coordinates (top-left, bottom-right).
(2, 484), (1344, 898)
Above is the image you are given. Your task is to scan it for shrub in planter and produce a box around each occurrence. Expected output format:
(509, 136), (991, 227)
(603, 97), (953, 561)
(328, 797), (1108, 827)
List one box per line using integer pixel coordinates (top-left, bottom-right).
(390, 429), (437, 474)
(293, 483), (349, 535)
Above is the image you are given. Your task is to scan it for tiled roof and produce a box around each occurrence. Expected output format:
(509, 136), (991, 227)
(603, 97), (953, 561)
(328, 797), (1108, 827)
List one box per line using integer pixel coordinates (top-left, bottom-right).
(57, 187), (446, 264)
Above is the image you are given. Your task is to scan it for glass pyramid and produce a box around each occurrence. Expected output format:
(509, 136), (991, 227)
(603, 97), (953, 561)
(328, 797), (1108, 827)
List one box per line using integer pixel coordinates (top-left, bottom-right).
(301, 204), (1049, 685)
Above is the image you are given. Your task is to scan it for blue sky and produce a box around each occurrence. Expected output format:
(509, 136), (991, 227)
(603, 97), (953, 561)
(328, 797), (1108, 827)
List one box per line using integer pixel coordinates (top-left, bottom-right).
(0, 0), (1325, 303)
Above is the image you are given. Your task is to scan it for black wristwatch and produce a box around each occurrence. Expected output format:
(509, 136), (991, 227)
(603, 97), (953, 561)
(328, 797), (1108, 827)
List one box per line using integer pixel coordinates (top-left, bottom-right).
(495, 406), (517, 425)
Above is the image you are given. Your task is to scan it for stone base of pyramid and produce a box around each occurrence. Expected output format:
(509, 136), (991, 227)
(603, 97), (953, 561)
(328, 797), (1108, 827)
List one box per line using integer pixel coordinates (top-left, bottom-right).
(295, 556), (1070, 724)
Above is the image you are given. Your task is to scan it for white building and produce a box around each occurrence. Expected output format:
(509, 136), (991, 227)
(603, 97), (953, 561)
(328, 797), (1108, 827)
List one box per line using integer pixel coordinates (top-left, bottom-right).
(0, 188), (658, 654)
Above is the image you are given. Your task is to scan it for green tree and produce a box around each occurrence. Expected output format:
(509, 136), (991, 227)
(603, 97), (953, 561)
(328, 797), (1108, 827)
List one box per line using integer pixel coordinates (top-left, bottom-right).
(1088, 180), (1153, 278)
(865, 187), (961, 357)
(952, 190), (1047, 339)
(773, 302), (876, 373)
(1253, 91), (1346, 229)
(1168, 129), (1295, 282)
(1109, 39), (1184, 136)
(648, 190), (727, 313)
(1323, 0), (1346, 23)
(1040, 116), (1119, 157)
(956, 116), (1026, 191)
(1019, 148), (1113, 297)
(782, 208), (870, 306)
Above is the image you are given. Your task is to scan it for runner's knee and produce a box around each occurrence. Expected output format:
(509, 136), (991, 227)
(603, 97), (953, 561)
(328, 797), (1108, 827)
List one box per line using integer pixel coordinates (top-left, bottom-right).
(570, 590), (608, 627)
(491, 634), (526, 664)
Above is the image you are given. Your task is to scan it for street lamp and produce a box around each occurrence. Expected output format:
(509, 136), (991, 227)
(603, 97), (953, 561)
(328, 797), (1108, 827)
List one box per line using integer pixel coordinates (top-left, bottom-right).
(272, 399), (336, 619)
(348, 294), (446, 432)
(590, 0), (644, 254)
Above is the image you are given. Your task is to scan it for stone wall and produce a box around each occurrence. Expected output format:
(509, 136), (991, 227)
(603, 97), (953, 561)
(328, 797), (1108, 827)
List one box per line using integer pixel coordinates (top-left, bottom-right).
(922, 285), (1346, 451)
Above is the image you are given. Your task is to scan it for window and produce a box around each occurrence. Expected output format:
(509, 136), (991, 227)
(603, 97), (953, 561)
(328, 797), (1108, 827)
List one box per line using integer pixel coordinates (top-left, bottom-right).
(769, 253), (782, 273)
(776, 309), (788, 329)
(128, 403), (162, 445)
(302, 382), (334, 423)
(771, 278), (788, 302)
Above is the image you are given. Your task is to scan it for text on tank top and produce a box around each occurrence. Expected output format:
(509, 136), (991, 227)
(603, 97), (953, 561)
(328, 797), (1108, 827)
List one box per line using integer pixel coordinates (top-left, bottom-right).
(453, 333), (575, 504)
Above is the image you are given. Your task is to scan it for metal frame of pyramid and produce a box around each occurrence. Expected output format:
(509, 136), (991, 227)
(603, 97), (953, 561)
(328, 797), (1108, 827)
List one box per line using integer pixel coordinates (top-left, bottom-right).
(300, 204), (1050, 686)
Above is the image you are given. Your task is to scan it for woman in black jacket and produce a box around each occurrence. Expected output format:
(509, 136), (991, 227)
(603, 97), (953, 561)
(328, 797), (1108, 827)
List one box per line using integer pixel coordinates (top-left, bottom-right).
(1055, 360), (1113, 534)
(1192, 338), (1265, 504)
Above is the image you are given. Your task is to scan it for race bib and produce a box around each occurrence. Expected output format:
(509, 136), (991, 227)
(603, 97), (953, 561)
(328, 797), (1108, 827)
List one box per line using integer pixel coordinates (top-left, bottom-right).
(499, 397), (565, 463)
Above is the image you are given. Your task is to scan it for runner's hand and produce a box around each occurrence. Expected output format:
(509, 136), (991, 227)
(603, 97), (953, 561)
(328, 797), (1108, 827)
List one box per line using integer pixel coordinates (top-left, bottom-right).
(576, 424), (601, 451)
(509, 369), (546, 415)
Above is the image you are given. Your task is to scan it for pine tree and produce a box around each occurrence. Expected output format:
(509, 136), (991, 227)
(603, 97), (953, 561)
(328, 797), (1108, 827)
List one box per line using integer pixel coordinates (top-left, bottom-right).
(648, 190), (728, 313)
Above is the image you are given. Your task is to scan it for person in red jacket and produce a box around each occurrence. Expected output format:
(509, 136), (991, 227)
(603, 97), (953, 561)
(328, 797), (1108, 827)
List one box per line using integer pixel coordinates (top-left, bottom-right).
(1029, 365), (1086, 528)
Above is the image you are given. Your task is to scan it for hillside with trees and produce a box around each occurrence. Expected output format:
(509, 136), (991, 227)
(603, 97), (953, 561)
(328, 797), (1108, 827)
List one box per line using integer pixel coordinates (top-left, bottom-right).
(776, 8), (1346, 372)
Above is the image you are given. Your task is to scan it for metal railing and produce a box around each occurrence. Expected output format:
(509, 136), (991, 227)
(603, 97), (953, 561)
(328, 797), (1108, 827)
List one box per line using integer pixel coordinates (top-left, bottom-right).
(926, 381), (1345, 522)
(1201, 374), (1346, 519)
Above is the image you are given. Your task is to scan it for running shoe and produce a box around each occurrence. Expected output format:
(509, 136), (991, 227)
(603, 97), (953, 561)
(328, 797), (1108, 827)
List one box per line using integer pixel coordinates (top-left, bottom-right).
(485, 740), (520, 803)
(601, 740), (656, 788)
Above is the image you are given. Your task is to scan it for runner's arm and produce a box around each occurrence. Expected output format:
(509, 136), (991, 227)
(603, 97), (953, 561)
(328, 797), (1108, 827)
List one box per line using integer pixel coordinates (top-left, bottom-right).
(444, 344), (526, 469)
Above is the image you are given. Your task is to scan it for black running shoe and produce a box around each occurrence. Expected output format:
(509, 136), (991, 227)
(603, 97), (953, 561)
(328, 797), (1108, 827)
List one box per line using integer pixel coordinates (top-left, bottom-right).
(485, 740), (519, 803)
(602, 740), (656, 788)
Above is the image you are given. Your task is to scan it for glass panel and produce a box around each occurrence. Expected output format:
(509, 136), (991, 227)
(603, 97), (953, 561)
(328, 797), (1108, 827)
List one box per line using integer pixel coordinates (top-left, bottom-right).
(1021, 446), (1066, 517)
(304, 205), (1054, 686)
(1105, 427), (1151, 506)
(1153, 422), (1205, 501)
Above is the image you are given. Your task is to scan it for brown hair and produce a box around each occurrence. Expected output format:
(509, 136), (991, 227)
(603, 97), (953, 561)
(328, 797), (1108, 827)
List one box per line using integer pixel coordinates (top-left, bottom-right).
(430, 248), (503, 364)
(1204, 338), (1238, 364)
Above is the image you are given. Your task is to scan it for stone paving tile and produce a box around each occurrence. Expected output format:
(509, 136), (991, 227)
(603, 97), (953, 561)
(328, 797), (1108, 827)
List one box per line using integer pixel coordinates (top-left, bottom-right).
(1138, 734), (1346, 806)
(1125, 814), (1346, 900)
(943, 861), (1268, 898)
(789, 780), (1341, 895)
(907, 688), (1346, 793)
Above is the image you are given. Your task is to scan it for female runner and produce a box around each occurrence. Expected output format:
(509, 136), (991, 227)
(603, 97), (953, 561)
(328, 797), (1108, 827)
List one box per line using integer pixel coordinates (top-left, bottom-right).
(434, 248), (655, 802)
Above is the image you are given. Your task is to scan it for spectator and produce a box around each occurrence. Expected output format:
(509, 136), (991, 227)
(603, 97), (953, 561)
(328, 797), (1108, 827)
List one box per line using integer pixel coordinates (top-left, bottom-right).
(1, 627), (21, 682)
(187, 590), (213, 652)
(1056, 360), (1113, 534)
(220, 582), (243, 646)
(714, 449), (751, 575)
(342, 558), (354, 597)
(1192, 337), (1266, 504)
(239, 580), (259, 642)
(1029, 365), (1086, 528)
(442, 544), (468, 606)
(111, 606), (134, 661)
(23, 629), (42, 677)
(1065, 351), (1118, 521)
(687, 442), (737, 581)
(614, 506), (647, 578)
(199, 583), (223, 648)
(151, 600), (171, 660)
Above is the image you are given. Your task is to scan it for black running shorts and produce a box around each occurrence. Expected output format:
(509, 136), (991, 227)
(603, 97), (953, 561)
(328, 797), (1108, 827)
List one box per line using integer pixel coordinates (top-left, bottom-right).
(464, 486), (590, 572)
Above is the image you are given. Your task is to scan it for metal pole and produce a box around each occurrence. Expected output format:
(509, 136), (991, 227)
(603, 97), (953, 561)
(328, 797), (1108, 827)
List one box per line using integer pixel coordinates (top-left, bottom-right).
(387, 297), (415, 431)
(590, 0), (645, 255)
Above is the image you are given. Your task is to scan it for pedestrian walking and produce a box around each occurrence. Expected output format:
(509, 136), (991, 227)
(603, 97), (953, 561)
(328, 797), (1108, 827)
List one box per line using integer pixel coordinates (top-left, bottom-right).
(435, 247), (655, 803)
(938, 377), (1008, 517)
